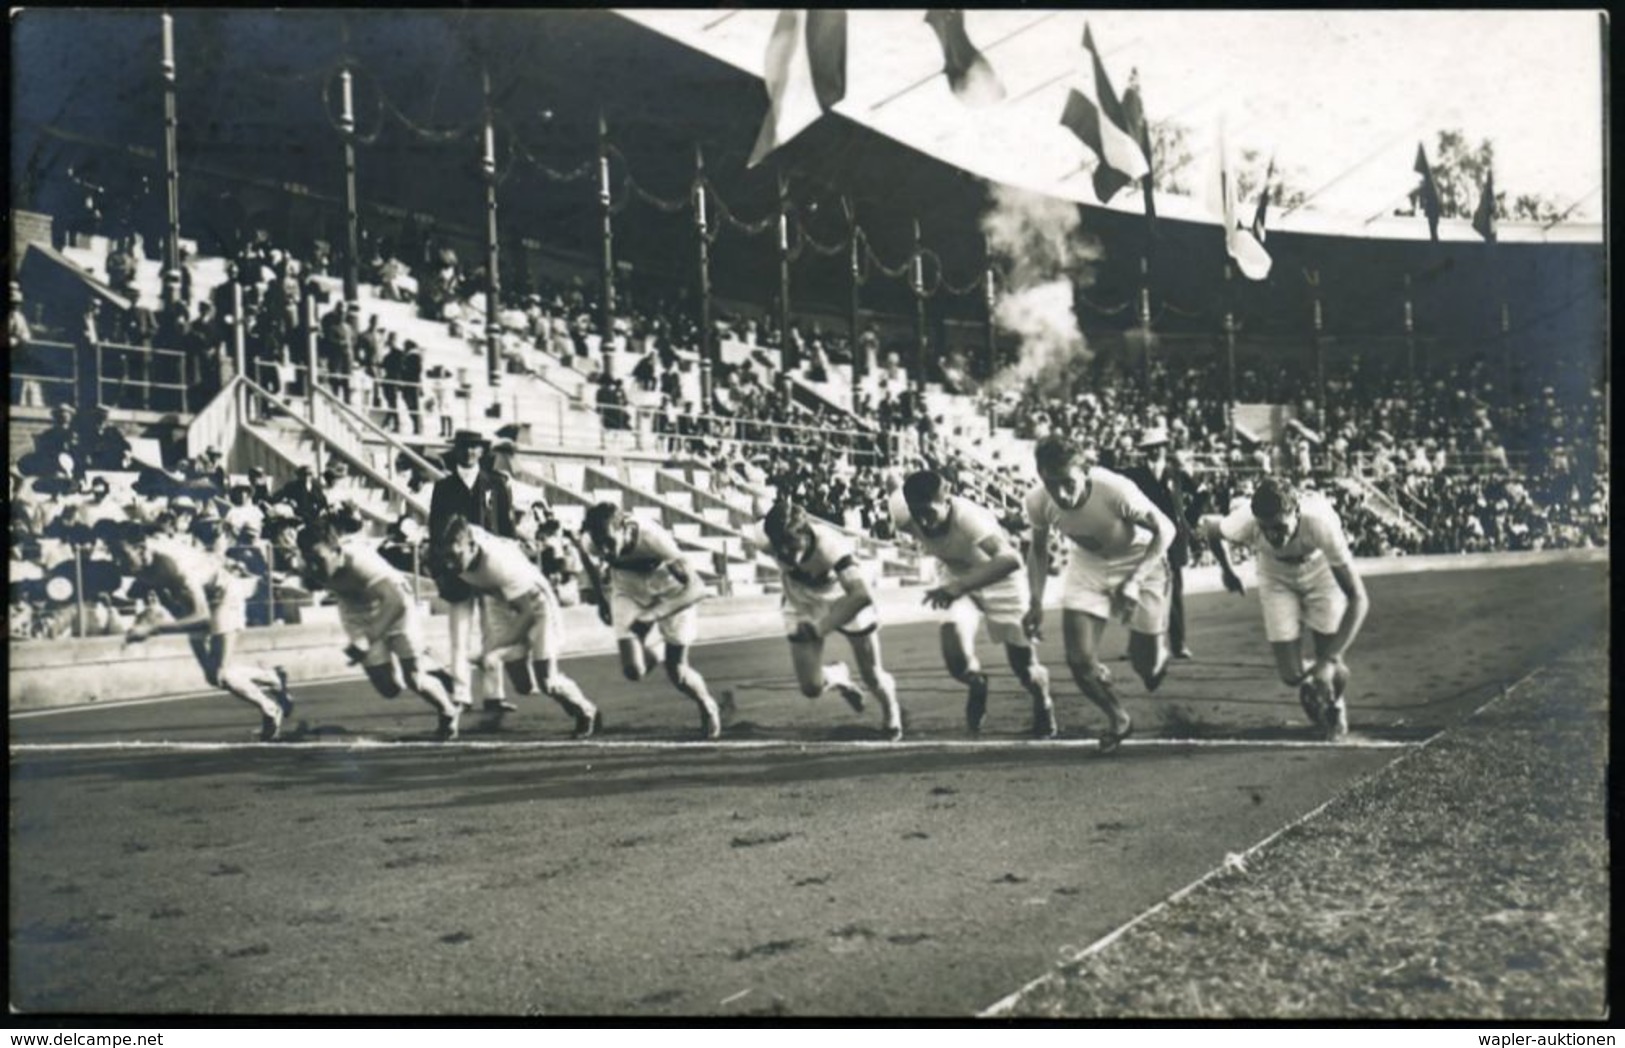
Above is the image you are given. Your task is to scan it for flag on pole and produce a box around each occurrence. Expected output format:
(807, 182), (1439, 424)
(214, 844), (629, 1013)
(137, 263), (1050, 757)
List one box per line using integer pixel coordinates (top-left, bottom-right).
(1121, 68), (1157, 226)
(1414, 143), (1442, 241)
(1472, 166), (1497, 242)
(749, 10), (849, 168)
(924, 10), (1005, 107)
(1209, 122), (1271, 280)
(1251, 157), (1275, 242)
(1059, 24), (1149, 204)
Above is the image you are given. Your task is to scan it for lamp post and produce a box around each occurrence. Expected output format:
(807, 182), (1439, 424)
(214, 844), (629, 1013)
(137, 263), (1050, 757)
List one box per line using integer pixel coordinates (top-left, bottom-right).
(777, 170), (795, 373)
(911, 218), (926, 390)
(159, 12), (182, 308)
(694, 146), (713, 407)
(1310, 268), (1325, 432)
(481, 69), (501, 396)
(848, 199), (864, 400)
(1222, 263), (1237, 433)
(339, 68), (360, 306)
(598, 111), (615, 345)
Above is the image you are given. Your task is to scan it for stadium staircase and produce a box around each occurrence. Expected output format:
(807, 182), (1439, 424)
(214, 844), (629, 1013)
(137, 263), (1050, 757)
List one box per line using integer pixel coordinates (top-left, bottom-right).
(186, 375), (440, 534)
(1336, 474), (1426, 540)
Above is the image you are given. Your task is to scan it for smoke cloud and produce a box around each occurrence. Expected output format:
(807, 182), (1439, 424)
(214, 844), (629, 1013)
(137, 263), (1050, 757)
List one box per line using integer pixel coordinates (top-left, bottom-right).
(981, 184), (1103, 397)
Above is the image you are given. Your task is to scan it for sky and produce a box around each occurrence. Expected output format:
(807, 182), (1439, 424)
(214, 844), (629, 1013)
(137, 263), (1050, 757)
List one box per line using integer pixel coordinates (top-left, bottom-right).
(622, 9), (1606, 240)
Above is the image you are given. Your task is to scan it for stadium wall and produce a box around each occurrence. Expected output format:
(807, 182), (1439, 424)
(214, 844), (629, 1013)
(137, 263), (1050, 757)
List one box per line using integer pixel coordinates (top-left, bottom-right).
(7, 548), (1605, 713)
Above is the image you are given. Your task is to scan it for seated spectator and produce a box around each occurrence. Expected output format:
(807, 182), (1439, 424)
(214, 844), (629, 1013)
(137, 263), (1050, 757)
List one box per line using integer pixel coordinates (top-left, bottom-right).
(79, 407), (134, 472)
(272, 464), (329, 524)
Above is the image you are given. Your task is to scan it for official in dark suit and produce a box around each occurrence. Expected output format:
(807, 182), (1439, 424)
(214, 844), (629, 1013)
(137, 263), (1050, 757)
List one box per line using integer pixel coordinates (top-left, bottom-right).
(429, 429), (516, 711)
(1123, 426), (1198, 660)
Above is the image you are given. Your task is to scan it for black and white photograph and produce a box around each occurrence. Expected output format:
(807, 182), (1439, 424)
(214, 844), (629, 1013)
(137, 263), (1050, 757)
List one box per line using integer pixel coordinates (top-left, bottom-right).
(8, 7), (1610, 1025)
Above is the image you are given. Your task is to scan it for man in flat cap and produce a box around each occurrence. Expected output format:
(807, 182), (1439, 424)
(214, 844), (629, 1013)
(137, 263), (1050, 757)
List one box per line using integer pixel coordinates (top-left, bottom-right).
(1123, 426), (1198, 660)
(429, 429), (516, 713)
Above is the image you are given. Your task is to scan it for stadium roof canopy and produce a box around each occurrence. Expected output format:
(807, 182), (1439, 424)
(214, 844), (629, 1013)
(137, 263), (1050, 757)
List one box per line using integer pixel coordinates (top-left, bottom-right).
(9, 8), (1605, 352)
(623, 8), (1605, 245)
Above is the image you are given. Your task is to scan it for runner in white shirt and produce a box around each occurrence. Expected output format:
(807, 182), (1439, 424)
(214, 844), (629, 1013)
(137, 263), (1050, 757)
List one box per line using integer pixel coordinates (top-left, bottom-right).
(1023, 435), (1176, 752)
(892, 470), (1056, 738)
(1196, 478), (1370, 739)
(110, 521), (294, 740)
(436, 515), (600, 739)
(299, 518), (465, 741)
(577, 503), (721, 739)
(744, 497), (903, 742)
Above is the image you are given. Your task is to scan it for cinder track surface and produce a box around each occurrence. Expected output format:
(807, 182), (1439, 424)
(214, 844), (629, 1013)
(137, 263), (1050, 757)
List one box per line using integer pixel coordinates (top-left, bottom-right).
(8, 563), (1605, 1017)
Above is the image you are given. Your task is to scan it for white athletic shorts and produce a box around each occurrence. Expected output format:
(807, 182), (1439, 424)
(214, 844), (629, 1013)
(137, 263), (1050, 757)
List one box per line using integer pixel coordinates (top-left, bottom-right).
(780, 562), (880, 639)
(610, 572), (702, 647)
(1060, 549), (1171, 635)
(339, 580), (432, 668)
(938, 567), (1029, 648)
(1257, 563), (1347, 644)
(483, 586), (565, 663)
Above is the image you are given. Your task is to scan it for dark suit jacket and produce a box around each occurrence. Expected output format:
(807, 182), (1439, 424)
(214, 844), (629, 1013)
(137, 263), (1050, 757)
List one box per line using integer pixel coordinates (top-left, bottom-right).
(272, 476), (330, 524)
(1123, 463), (1198, 569)
(428, 465), (515, 603)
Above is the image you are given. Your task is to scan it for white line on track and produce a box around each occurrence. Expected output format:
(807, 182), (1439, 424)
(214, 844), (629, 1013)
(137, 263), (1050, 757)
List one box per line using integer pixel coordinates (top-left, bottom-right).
(8, 627), (808, 719)
(9, 736), (1422, 756)
(974, 670), (1538, 1019)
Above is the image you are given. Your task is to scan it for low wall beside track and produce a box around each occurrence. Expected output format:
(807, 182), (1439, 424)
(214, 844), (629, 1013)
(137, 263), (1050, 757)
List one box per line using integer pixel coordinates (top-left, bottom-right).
(8, 548), (1606, 712)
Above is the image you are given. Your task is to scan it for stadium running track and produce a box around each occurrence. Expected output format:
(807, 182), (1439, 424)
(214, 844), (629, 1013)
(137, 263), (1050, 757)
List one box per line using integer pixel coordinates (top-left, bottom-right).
(8, 559), (1606, 1017)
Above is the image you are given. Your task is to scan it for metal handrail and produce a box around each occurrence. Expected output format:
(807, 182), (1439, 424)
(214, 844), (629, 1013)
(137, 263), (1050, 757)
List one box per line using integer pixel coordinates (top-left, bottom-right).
(236, 374), (429, 520)
(312, 384), (447, 483)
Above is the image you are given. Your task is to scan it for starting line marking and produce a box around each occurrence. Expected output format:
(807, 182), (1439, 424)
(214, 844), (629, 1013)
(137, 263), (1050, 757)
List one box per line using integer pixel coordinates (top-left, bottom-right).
(8, 735), (1422, 756)
(974, 670), (1538, 1019)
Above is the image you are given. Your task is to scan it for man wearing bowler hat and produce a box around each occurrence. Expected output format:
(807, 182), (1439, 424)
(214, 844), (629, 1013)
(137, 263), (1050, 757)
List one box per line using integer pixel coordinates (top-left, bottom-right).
(1123, 425), (1198, 660)
(430, 429), (517, 713)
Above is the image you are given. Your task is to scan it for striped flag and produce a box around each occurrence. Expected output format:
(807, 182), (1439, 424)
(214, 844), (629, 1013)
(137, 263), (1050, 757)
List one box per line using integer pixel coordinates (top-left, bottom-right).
(1472, 167), (1497, 242)
(1059, 24), (1149, 204)
(924, 10), (1006, 107)
(1251, 157), (1275, 243)
(748, 10), (849, 168)
(1210, 122), (1271, 280)
(1414, 143), (1442, 241)
(1121, 69), (1157, 226)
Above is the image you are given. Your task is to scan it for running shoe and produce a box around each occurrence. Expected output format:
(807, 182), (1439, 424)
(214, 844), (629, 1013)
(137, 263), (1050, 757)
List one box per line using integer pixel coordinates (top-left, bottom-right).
(1097, 714), (1133, 755)
(1031, 701), (1058, 740)
(965, 672), (990, 733)
(1297, 682), (1323, 727)
(573, 708), (602, 740)
(699, 700), (722, 740)
(273, 666), (294, 718)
